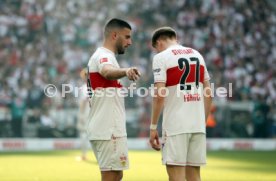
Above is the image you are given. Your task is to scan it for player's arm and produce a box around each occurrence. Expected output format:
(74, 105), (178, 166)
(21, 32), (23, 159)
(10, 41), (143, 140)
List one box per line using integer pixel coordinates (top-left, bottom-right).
(203, 80), (212, 121)
(80, 68), (87, 81)
(150, 82), (165, 151)
(100, 64), (140, 81)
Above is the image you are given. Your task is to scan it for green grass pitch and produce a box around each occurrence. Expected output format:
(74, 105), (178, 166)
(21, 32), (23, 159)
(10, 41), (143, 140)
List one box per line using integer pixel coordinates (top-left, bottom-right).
(0, 150), (276, 181)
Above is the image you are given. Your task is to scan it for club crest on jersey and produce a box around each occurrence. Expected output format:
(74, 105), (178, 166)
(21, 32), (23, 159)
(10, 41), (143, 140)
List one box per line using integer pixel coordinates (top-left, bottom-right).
(100, 58), (108, 64)
(120, 154), (127, 166)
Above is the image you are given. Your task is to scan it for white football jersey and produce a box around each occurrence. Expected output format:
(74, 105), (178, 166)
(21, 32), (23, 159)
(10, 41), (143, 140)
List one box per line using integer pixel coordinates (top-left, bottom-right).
(86, 47), (126, 140)
(152, 44), (210, 136)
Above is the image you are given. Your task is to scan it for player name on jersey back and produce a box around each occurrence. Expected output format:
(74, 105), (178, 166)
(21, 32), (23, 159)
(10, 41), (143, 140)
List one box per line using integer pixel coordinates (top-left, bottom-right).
(171, 48), (193, 55)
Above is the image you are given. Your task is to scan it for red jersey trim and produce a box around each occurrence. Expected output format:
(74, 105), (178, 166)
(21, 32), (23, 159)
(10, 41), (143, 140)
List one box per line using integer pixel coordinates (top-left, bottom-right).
(89, 72), (122, 89)
(166, 64), (205, 87)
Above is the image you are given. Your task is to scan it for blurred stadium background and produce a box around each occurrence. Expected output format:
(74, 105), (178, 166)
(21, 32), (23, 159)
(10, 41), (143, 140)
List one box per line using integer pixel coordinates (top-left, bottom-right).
(0, 0), (276, 180)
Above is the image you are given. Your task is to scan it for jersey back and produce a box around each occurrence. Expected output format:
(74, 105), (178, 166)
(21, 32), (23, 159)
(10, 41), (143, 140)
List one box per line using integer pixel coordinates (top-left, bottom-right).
(152, 44), (210, 136)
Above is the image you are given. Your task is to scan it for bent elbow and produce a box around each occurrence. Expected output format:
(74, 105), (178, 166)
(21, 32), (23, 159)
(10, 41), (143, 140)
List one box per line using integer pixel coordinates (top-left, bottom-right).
(100, 71), (112, 80)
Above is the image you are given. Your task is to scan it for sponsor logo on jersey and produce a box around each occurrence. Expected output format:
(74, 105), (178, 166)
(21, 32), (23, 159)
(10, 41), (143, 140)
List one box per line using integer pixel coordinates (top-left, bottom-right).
(100, 58), (108, 64)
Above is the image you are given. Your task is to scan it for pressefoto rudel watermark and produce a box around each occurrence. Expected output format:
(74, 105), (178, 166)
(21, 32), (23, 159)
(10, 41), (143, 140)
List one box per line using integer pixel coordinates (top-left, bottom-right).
(44, 83), (232, 98)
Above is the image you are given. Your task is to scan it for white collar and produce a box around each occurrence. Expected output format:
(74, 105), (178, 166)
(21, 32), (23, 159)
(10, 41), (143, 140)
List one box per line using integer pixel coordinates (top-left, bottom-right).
(100, 47), (115, 55)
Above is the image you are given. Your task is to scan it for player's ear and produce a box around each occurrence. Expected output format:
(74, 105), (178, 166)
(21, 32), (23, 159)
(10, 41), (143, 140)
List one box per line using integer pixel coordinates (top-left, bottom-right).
(155, 40), (160, 48)
(111, 31), (117, 40)
(157, 40), (163, 49)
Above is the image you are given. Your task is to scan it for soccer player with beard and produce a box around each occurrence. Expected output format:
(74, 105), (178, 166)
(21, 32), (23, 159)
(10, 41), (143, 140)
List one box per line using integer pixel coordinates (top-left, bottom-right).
(86, 19), (140, 181)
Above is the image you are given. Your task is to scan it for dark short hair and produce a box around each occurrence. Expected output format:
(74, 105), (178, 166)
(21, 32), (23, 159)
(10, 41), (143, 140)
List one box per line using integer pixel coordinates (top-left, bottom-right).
(104, 18), (132, 37)
(151, 27), (177, 47)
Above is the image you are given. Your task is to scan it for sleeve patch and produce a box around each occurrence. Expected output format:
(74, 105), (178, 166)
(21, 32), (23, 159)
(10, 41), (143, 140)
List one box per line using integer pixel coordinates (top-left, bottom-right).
(100, 58), (108, 64)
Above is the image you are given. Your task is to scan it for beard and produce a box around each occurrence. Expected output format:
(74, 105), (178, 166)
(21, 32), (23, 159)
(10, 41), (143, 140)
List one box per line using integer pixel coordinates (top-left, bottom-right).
(115, 39), (125, 54)
(117, 46), (125, 54)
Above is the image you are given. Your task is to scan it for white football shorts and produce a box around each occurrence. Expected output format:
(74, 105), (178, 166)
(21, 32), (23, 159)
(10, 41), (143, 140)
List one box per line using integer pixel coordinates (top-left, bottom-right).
(161, 133), (206, 166)
(90, 136), (129, 171)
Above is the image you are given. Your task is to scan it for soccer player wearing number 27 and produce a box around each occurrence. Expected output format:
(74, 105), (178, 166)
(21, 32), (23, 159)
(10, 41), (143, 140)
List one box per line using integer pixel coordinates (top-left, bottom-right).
(87, 19), (140, 181)
(149, 27), (212, 181)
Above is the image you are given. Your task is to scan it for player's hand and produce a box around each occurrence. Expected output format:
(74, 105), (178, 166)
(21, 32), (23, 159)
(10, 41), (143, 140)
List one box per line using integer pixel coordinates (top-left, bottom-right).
(80, 69), (87, 81)
(126, 67), (141, 81)
(149, 129), (160, 151)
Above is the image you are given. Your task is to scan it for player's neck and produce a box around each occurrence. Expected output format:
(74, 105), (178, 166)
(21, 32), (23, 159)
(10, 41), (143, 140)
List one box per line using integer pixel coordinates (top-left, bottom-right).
(102, 41), (116, 54)
(166, 40), (178, 48)
(161, 41), (178, 51)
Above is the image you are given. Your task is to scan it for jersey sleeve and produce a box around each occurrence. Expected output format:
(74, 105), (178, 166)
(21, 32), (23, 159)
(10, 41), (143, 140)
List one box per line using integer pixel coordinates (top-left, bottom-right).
(196, 50), (210, 81)
(201, 58), (210, 81)
(204, 65), (210, 81)
(96, 55), (115, 72)
(152, 54), (166, 83)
